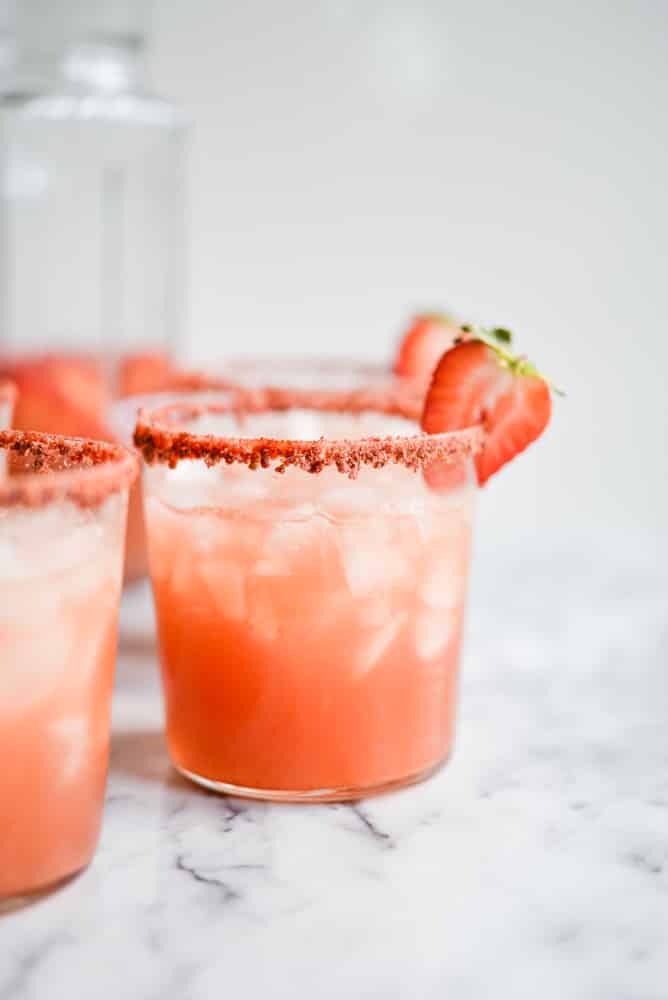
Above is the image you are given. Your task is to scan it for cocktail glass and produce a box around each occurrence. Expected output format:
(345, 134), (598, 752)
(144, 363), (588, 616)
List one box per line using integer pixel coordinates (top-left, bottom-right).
(136, 392), (482, 801)
(0, 431), (137, 901)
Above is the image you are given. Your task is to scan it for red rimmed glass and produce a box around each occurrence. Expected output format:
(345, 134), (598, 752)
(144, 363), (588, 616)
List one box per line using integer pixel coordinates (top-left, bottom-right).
(0, 431), (138, 902)
(136, 393), (482, 802)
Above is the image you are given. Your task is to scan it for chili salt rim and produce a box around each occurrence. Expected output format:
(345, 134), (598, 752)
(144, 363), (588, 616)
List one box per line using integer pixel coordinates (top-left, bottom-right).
(165, 369), (427, 415)
(112, 364), (427, 442)
(0, 430), (139, 508)
(133, 391), (483, 478)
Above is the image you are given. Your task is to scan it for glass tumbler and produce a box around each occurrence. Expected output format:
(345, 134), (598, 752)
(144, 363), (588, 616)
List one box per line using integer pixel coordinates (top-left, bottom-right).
(136, 392), (482, 801)
(0, 0), (186, 437)
(0, 430), (137, 901)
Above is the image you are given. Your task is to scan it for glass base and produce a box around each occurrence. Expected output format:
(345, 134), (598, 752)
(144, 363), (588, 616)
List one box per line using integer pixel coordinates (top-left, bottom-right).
(0, 867), (84, 914)
(176, 756), (448, 803)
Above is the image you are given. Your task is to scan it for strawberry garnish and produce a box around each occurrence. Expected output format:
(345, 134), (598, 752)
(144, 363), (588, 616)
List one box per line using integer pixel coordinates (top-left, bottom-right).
(394, 312), (464, 378)
(421, 327), (557, 485)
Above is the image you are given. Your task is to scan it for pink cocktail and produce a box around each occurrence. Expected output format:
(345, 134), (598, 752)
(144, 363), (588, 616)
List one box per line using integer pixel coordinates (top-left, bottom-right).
(0, 431), (137, 900)
(136, 392), (481, 801)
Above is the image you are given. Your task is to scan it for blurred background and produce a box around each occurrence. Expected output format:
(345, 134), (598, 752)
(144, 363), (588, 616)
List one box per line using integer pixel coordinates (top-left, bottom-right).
(2, 0), (667, 551)
(153, 0), (668, 549)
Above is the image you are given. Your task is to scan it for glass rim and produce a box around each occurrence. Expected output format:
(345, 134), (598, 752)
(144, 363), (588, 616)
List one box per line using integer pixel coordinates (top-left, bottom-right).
(133, 391), (483, 478)
(216, 355), (391, 378)
(108, 388), (239, 446)
(158, 362), (422, 393)
(0, 430), (139, 508)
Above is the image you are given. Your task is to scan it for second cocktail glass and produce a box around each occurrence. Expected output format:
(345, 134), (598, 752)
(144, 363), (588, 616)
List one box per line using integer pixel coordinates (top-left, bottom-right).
(136, 391), (482, 801)
(0, 431), (137, 901)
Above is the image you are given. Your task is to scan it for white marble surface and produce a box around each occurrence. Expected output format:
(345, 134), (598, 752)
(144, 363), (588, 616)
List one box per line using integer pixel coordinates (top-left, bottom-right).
(2, 534), (668, 1000)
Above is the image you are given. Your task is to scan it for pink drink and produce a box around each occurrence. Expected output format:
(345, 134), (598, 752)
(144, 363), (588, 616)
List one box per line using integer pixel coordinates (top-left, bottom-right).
(138, 397), (479, 801)
(0, 432), (136, 900)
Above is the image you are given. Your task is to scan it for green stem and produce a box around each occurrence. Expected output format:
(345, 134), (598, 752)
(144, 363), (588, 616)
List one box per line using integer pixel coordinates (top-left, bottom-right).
(466, 325), (565, 397)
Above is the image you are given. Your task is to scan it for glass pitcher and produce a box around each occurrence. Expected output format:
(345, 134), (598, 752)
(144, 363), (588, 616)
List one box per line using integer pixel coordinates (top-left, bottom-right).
(0, 0), (186, 434)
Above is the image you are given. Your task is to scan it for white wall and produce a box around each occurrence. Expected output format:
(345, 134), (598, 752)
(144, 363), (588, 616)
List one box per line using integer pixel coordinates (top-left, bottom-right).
(149, 0), (668, 544)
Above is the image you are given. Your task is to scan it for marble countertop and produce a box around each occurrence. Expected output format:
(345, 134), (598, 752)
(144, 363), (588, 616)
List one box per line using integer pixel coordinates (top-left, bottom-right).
(2, 534), (667, 1000)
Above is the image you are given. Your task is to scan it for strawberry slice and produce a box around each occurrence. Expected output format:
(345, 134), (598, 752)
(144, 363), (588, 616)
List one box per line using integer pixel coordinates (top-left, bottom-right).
(394, 312), (464, 378)
(421, 328), (554, 485)
(7, 353), (112, 440)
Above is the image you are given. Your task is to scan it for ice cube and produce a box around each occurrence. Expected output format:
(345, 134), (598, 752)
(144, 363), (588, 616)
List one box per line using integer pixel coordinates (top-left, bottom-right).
(73, 596), (117, 686)
(187, 508), (236, 554)
(357, 593), (395, 629)
(165, 533), (248, 622)
(50, 717), (90, 783)
(419, 557), (462, 611)
(202, 562), (247, 621)
(150, 459), (215, 510)
(354, 617), (404, 677)
(245, 579), (281, 643)
(244, 514), (335, 640)
(415, 608), (455, 661)
(0, 618), (75, 709)
(321, 485), (379, 520)
(0, 535), (22, 584)
(339, 520), (407, 596)
(165, 544), (197, 598)
(281, 410), (323, 441)
(254, 509), (323, 576)
(0, 501), (109, 583)
(157, 507), (221, 578)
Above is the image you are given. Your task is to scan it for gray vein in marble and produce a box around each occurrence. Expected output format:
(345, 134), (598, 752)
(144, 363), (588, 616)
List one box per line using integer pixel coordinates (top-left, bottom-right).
(347, 803), (395, 848)
(0, 931), (71, 1000)
(174, 853), (241, 901)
